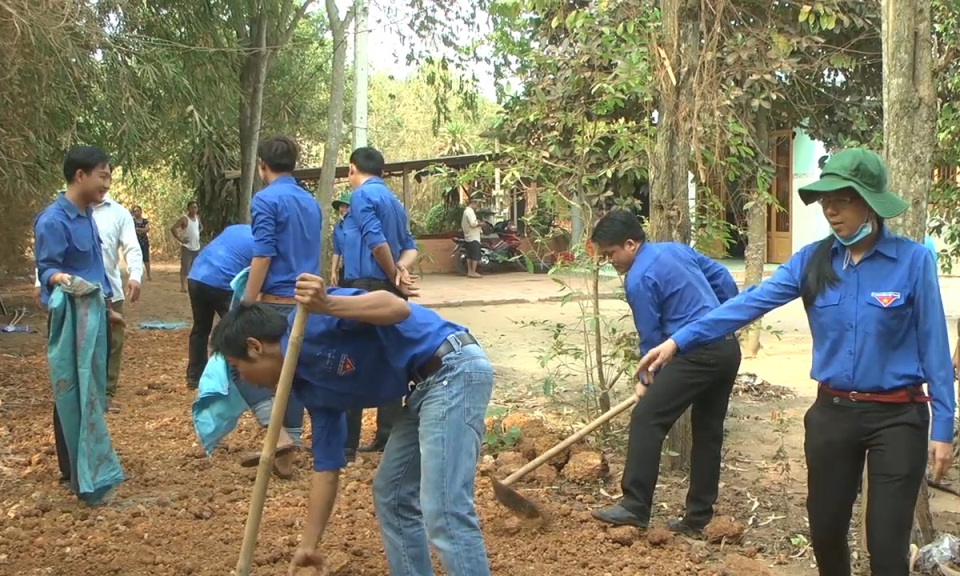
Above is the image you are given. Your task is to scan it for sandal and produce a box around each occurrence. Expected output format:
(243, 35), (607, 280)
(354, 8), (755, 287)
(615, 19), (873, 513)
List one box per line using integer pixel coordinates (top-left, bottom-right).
(239, 444), (297, 468)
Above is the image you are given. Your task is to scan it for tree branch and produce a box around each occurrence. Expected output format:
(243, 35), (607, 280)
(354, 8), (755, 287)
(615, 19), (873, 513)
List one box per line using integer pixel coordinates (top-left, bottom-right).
(281, 0), (317, 47)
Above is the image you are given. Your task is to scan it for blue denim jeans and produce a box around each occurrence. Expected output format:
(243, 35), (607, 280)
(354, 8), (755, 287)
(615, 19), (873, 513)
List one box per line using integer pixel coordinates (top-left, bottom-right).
(372, 338), (494, 576)
(231, 301), (304, 446)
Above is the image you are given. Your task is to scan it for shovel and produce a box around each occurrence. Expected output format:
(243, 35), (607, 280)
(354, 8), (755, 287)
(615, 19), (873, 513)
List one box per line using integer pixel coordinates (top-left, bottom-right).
(234, 304), (308, 576)
(492, 396), (638, 520)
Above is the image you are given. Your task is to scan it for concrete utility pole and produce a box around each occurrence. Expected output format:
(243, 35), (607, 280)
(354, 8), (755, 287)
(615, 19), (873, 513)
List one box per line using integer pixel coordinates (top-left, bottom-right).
(352, 0), (369, 148)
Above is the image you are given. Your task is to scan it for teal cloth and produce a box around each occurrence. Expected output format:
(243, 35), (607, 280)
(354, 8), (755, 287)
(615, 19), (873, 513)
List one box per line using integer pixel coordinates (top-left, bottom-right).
(191, 268), (250, 455)
(47, 281), (123, 505)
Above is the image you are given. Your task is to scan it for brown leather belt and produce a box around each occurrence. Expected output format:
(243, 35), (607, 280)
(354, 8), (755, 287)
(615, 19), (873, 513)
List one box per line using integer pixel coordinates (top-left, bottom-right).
(818, 384), (930, 404)
(411, 332), (478, 384)
(259, 293), (297, 305)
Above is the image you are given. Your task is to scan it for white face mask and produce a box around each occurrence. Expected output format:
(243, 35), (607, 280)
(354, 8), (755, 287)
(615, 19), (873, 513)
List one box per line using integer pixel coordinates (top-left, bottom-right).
(833, 215), (873, 246)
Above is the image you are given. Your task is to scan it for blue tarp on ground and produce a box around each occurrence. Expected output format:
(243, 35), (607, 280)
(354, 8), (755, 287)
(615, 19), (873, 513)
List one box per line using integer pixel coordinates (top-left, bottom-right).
(47, 282), (123, 505)
(191, 268), (250, 455)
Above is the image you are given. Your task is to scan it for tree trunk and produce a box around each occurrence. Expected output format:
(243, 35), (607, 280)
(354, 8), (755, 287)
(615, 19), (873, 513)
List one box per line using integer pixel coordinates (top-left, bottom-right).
(318, 0), (353, 278)
(237, 5), (269, 224)
(880, 0), (937, 549)
(649, 0), (700, 472)
(741, 109), (771, 359)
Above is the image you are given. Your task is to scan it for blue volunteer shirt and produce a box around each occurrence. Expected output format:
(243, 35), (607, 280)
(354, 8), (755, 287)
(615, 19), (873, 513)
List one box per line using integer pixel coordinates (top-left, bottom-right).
(332, 220), (346, 258)
(625, 242), (739, 356)
(34, 194), (113, 306)
(670, 228), (956, 443)
(281, 288), (468, 471)
(251, 176), (322, 297)
(187, 225), (254, 291)
(342, 177), (416, 282)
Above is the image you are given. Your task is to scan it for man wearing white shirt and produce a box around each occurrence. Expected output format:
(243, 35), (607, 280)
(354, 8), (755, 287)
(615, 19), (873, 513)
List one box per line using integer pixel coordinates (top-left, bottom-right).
(460, 194), (483, 278)
(35, 193), (143, 412)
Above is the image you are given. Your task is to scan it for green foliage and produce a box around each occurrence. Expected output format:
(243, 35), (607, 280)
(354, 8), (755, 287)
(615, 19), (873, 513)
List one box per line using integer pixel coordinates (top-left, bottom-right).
(483, 424), (522, 453)
(422, 203), (466, 235)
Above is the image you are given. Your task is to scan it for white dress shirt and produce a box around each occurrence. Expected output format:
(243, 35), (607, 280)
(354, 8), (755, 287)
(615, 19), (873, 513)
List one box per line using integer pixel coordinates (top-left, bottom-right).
(34, 196), (144, 303)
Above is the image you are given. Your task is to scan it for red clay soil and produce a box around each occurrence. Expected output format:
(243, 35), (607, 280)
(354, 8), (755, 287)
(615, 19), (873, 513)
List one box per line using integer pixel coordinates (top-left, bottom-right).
(0, 329), (776, 576)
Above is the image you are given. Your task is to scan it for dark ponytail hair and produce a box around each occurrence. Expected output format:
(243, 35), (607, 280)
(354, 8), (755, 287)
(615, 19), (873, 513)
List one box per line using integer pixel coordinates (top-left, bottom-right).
(800, 216), (884, 307)
(800, 238), (838, 307)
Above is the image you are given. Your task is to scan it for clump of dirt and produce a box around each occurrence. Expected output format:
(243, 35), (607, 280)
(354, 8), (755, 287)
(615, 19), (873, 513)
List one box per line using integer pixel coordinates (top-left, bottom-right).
(562, 451), (608, 483)
(647, 527), (674, 547)
(495, 451), (528, 475)
(606, 525), (640, 545)
(720, 553), (771, 576)
(703, 516), (745, 543)
(514, 418), (570, 470)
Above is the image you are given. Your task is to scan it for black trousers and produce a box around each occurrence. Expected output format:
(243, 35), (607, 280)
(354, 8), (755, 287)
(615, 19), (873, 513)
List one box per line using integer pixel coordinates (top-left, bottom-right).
(804, 393), (928, 576)
(186, 279), (233, 384)
(53, 308), (113, 481)
(620, 336), (741, 526)
(341, 276), (406, 451)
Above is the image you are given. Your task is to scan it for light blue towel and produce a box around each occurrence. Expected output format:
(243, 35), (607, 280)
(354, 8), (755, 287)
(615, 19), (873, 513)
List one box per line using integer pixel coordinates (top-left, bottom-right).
(47, 281), (123, 505)
(924, 235), (939, 270)
(191, 268), (250, 454)
(138, 321), (188, 330)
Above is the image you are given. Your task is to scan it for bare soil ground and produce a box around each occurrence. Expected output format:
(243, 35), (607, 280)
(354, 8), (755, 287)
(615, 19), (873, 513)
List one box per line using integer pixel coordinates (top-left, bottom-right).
(0, 263), (957, 575)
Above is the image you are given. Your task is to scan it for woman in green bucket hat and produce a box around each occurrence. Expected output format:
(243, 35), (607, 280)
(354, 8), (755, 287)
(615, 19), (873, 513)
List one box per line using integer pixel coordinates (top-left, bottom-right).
(330, 191), (351, 287)
(634, 148), (954, 575)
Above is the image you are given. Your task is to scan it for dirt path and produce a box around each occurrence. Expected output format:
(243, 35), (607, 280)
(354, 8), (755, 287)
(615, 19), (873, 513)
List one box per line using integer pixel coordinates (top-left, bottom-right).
(1, 265), (956, 575)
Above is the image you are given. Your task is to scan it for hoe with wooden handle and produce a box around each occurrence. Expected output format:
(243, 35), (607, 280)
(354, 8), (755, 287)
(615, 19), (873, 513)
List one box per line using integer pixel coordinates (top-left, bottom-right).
(235, 305), (308, 576)
(492, 396), (638, 520)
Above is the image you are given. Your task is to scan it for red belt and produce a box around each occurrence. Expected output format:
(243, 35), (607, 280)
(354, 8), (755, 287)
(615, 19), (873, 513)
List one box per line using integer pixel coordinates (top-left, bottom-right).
(259, 294), (297, 305)
(818, 384), (930, 404)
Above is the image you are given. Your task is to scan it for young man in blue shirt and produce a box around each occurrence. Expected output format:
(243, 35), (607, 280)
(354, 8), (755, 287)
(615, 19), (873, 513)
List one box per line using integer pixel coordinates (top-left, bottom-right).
(211, 273), (493, 576)
(341, 147), (419, 454)
(187, 223), (300, 467)
(34, 145), (124, 485)
(588, 210), (742, 537)
(236, 135), (322, 476)
(186, 224), (254, 387)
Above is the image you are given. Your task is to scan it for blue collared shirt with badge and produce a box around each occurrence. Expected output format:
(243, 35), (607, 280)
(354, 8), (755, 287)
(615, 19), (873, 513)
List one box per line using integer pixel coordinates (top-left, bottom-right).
(625, 242), (739, 356)
(670, 227), (956, 443)
(35, 193), (113, 307)
(280, 288), (468, 471)
(250, 175), (322, 297)
(188, 224), (254, 292)
(342, 177), (416, 282)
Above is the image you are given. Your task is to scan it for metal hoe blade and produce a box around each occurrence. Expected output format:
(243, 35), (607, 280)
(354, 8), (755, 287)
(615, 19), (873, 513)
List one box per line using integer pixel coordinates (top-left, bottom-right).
(492, 478), (542, 521)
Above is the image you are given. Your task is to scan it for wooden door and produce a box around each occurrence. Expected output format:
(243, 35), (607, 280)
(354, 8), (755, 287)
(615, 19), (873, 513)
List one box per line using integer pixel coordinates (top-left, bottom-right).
(766, 134), (793, 263)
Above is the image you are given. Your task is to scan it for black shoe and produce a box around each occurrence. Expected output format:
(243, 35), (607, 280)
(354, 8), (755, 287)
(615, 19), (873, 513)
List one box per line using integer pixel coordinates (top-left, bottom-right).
(344, 449), (357, 463)
(590, 504), (648, 528)
(665, 518), (706, 538)
(357, 437), (388, 453)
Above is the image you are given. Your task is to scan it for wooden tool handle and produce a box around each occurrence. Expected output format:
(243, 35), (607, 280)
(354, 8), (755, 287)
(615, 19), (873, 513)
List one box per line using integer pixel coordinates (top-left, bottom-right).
(235, 304), (308, 576)
(501, 396), (637, 486)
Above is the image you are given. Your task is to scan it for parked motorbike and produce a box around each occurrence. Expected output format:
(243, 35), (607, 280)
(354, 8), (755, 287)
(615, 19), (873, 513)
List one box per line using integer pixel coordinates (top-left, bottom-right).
(451, 220), (527, 275)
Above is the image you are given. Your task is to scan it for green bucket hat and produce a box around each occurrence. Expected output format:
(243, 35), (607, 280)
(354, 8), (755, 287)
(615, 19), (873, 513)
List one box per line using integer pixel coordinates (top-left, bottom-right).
(332, 191), (351, 210)
(798, 148), (908, 219)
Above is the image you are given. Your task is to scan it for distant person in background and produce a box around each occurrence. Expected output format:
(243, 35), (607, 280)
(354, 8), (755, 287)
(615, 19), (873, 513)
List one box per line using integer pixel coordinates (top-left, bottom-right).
(171, 201), (202, 292)
(330, 191), (351, 287)
(461, 194), (483, 278)
(132, 206), (152, 281)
